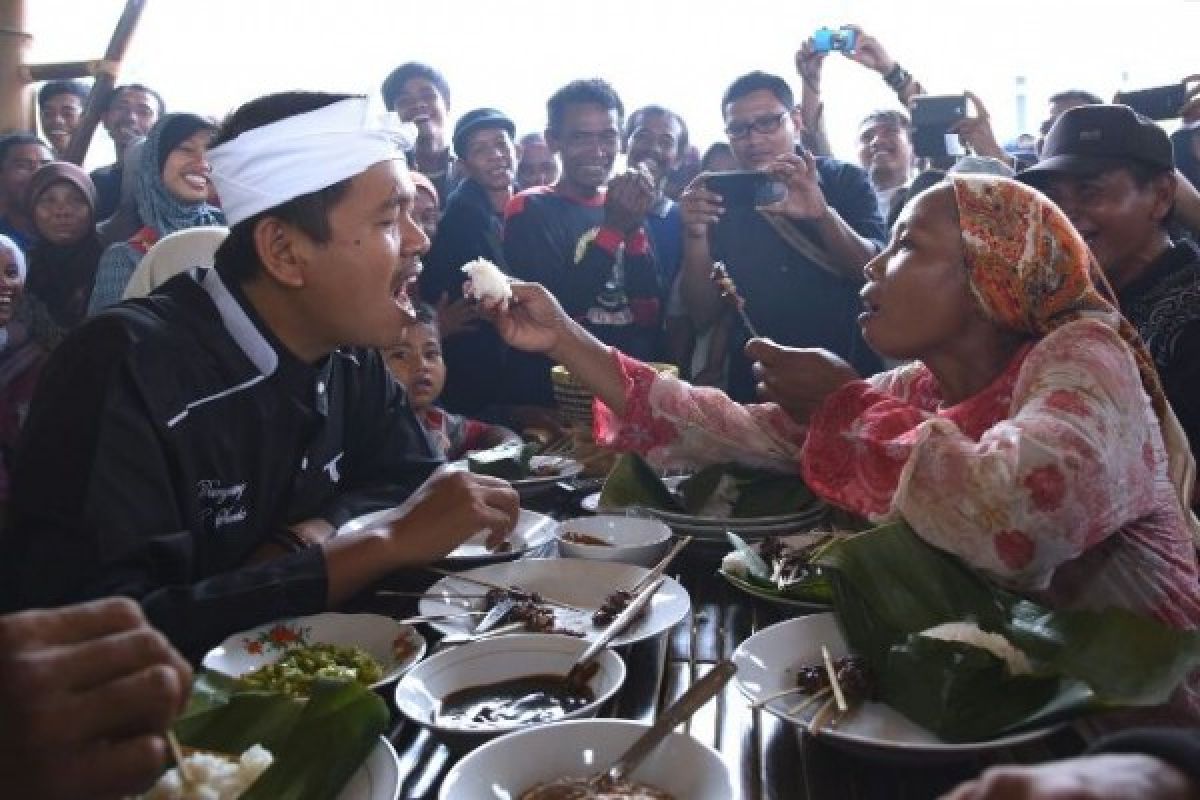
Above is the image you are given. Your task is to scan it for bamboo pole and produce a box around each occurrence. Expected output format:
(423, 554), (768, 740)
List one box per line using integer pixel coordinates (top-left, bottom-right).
(0, 0), (33, 133)
(63, 0), (148, 166)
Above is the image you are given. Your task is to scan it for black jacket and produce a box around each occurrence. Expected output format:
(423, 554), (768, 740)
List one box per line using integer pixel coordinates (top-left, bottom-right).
(1, 268), (439, 659)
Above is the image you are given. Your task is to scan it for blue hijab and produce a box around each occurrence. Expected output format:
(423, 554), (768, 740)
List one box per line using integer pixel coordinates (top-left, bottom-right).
(89, 113), (226, 314)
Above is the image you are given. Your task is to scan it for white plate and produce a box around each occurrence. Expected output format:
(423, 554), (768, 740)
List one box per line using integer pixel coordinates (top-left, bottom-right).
(338, 737), (400, 800)
(202, 613), (426, 689)
(340, 508), (558, 564)
(439, 718), (734, 800)
(454, 455), (584, 494)
(733, 613), (1058, 758)
(419, 559), (691, 647)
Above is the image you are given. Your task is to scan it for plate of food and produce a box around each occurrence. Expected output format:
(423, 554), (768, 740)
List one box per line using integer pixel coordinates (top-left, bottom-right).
(153, 677), (400, 799)
(733, 613), (1060, 758)
(594, 454), (827, 539)
(340, 508), (558, 564)
(419, 558), (691, 647)
(719, 532), (839, 610)
(202, 612), (426, 697)
(460, 441), (583, 495)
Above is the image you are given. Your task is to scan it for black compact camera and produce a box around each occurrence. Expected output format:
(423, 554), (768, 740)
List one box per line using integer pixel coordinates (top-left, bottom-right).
(910, 94), (969, 159)
(704, 171), (788, 208)
(1116, 83), (1187, 121)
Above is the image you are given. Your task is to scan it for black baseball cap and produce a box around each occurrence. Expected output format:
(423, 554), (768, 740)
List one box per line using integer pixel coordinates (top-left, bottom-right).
(452, 108), (515, 159)
(1020, 104), (1173, 185)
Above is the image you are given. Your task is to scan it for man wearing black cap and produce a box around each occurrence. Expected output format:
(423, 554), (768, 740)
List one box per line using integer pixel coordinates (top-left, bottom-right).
(418, 108), (518, 416)
(1022, 104), (1200, 497)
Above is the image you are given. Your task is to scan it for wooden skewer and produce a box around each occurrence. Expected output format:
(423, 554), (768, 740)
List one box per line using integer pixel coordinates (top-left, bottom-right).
(166, 730), (196, 787)
(424, 567), (584, 611)
(711, 261), (759, 339)
(807, 694), (839, 735)
(822, 645), (848, 713)
(785, 686), (831, 718)
(750, 684), (809, 709)
(375, 590), (490, 600)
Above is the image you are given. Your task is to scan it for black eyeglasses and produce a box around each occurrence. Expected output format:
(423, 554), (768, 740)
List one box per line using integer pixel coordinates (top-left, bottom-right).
(725, 111), (788, 140)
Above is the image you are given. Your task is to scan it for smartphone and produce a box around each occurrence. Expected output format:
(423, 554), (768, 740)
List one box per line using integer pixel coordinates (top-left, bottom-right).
(704, 171), (788, 208)
(812, 26), (858, 54)
(1116, 83), (1187, 121)
(910, 94), (969, 159)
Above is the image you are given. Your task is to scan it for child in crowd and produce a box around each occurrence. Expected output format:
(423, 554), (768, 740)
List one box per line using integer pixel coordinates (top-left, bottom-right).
(384, 304), (519, 459)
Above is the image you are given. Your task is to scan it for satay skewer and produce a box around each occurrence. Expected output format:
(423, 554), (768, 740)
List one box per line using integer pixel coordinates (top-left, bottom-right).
(710, 261), (759, 339)
(424, 566), (584, 611)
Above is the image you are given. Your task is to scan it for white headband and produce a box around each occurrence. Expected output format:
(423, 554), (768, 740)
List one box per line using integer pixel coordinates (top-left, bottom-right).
(208, 96), (417, 227)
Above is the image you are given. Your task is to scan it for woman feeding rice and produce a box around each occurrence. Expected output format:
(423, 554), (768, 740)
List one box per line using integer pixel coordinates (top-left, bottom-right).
(479, 175), (1200, 717)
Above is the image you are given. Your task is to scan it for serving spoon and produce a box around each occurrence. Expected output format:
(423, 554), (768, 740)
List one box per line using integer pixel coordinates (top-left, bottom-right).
(591, 660), (737, 791)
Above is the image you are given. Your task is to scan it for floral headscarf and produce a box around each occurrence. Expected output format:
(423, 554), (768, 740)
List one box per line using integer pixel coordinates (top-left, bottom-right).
(951, 175), (1197, 517)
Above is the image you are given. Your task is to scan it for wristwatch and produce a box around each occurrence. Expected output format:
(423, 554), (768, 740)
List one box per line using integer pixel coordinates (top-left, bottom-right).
(883, 63), (912, 92)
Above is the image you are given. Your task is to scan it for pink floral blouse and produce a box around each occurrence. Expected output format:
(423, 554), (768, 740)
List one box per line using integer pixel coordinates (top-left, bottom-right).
(596, 318), (1200, 637)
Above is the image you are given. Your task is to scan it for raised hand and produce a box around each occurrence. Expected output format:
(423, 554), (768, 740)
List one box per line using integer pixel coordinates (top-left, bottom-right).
(760, 151), (827, 221)
(841, 25), (897, 75)
(680, 173), (725, 238)
(951, 91), (1010, 163)
(603, 168), (656, 234)
(477, 281), (574, 356)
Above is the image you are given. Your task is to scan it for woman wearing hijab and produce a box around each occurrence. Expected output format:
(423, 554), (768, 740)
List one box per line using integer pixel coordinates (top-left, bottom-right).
(87, 113), (224, 314)
(0, 235), (42, 511)
(485, 176), (1200, 709)
(19, 162), (102, 350)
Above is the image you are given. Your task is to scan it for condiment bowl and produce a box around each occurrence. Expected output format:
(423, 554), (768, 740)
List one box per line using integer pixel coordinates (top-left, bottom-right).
(556, 515), (673, 567)
(439, 718), (735, 799)
(393, 633), (625, 738)
(202, 612), (426, 690)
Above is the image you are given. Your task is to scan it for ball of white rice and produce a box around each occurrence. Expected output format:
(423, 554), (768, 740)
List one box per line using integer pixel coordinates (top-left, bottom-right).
(918, 621), (1032, 675)
(461, 258), (512, 303)
(143, 744), (273, 800)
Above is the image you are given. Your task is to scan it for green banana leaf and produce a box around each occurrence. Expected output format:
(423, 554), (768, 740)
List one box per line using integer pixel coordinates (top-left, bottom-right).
(598, 454), (815, 517)
(174, 679), (389, 800)
(722, 532), (833, 604)
(598, 453), (683, 512)
(816, 521), (1200, 742)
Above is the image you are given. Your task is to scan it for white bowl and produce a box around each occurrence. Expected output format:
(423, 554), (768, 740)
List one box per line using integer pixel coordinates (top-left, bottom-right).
(393, 634), (625, 738)
(556, 515), (673, 567)
(440, 718), (735, 800)
(202, 612), (425, 690)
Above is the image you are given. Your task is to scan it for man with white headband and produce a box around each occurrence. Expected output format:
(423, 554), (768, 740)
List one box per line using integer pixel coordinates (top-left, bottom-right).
(0, 92), (519, 661)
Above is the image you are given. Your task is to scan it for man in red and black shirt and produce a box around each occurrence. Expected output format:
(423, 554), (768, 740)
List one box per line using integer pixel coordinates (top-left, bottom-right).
(502, 79), (662, 406)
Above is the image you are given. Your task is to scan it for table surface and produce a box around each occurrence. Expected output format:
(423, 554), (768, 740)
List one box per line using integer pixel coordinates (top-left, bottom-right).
(362, 489), (1091, 800)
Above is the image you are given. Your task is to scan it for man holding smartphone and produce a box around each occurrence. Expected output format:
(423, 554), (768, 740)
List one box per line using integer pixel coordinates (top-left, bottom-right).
(679, 71), (886, 401)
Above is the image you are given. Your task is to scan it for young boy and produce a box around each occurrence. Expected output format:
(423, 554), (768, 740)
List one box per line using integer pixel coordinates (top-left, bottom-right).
(385, 304), (519, 459)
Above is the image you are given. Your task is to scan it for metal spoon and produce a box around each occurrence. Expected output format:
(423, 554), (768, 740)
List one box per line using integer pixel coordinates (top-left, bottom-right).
(592, 661), (738, 790)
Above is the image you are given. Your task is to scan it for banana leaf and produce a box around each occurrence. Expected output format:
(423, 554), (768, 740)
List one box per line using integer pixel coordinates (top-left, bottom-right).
(597, 453), (683, 512)
(722, 532), (833, 604)
(816, 521), (1200, 741)
(174, 679), (389, 800)
(598, 454), (815, 517)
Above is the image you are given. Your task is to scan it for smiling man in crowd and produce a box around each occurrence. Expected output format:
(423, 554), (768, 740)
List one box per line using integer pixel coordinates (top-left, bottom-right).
(382, 62), (460, 206)
(0, 134), (53, 252)
(0, 91), (518, 660)
(90, 83), (164, 220)
(502, 79), (663, 406)
(1021, 104), (1200, 508)
(37, 79), (89, 159)
(679, 71), (886, 401)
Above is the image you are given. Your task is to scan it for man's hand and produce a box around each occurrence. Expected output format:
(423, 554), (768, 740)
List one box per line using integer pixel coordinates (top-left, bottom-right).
(434, 292), (481, 339)
(842, 25), (897, 75)
(1181, 75), (1200, 123)
(795, 39), (827, 91)
(940, 754), (1197, 800)
(0, 598), (192, 800)
(386, 466), (519, 558)
(760, 151), (828, 221)
(679, 173), (724, 238)
(603, 168), (655, 234)
(746, 338), (859, 424)
(951, 91), (1010, 163)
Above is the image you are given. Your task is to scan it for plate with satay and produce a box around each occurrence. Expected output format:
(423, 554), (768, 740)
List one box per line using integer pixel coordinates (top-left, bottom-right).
(418, 558), (691, 647)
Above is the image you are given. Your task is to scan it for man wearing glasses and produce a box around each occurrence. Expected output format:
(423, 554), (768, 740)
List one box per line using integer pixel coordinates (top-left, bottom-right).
(679, 71), (886, 401)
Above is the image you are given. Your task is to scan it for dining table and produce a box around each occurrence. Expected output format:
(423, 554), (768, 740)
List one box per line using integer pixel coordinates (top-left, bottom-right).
(355, 482), (1093, 800)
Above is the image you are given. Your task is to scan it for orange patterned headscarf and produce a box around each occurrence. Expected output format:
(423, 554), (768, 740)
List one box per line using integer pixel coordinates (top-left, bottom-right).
(951, 175), (1197, 519)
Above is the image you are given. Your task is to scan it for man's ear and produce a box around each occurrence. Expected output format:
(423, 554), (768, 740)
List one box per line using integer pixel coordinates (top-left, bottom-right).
(1150, 170), (1177, 226)
(252, 217), (309, 289)
(790, 105), (807, 135)
(544, 127), (562, 156)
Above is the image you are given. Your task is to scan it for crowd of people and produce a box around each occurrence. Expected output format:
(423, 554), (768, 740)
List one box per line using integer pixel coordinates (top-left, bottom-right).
(0, 21), (1199, 799)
